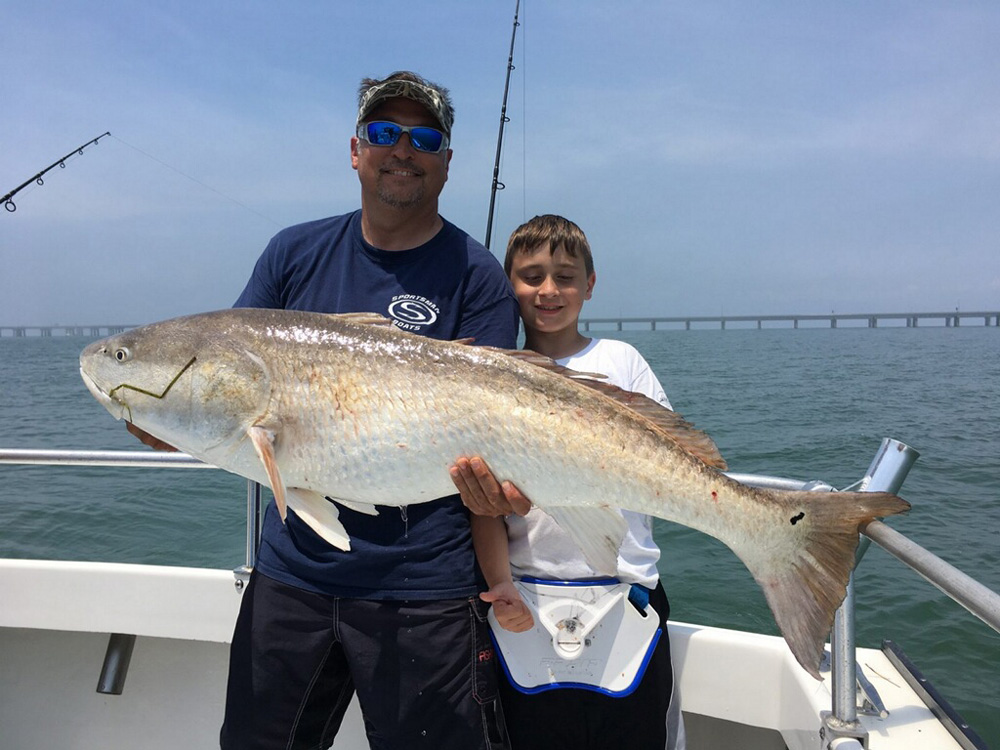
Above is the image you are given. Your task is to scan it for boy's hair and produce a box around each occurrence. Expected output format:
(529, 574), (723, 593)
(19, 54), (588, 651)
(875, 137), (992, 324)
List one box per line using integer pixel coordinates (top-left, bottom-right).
(504, 215), (594, 277)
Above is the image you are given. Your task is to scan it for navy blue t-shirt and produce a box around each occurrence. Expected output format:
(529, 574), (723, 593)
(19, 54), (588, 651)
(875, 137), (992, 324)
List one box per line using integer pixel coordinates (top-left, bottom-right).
(234, 210), (519, 599)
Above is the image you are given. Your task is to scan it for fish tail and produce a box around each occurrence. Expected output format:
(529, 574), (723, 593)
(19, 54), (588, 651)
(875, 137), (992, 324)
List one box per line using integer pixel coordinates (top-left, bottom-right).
(746, 489), (910, 679)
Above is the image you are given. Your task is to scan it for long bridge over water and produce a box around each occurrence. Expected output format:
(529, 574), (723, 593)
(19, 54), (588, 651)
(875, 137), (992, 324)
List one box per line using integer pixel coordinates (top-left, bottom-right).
(581, 310), (1000, 331)
(0, 325), (138, 337)
(1, 311), (998, 337)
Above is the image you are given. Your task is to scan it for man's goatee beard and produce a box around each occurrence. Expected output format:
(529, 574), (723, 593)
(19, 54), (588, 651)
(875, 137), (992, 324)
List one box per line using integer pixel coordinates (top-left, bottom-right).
(377, 184), (425, 209)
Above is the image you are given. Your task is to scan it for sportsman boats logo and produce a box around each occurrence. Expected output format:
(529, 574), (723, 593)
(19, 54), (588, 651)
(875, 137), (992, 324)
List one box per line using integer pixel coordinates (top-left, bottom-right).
(387, 294), (439, 331)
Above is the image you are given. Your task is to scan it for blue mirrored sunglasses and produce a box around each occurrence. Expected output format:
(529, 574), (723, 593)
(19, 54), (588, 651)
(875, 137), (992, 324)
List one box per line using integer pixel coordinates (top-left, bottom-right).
(358, 121), (449, 154)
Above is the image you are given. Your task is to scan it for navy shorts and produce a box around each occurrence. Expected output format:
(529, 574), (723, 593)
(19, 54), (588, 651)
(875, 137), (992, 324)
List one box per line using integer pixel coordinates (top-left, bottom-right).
(220, 572), (510, 750)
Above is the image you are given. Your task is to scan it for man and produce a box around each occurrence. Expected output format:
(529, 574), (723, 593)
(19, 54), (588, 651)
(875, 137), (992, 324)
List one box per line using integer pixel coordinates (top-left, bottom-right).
(219, 71), (520, 750)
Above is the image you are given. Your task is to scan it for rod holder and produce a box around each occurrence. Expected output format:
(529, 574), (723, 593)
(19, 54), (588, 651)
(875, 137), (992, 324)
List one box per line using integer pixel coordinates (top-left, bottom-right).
(96, 633), (136, 695)
(855, 439), (919, 561)
(830, 439), (918, 738)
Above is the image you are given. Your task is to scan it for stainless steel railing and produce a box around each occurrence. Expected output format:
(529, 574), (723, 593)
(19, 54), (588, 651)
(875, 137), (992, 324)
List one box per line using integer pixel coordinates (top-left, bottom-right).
(0, 448), (262, 574)
(0, 449), (211, 468)
(3, 443), (998, 631)
(3, 441), (1000, 742)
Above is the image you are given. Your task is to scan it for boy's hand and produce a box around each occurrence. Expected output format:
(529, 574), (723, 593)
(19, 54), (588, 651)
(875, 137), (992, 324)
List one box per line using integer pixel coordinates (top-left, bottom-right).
(450, 456), (532, 517)
(481, 581), (534, 632)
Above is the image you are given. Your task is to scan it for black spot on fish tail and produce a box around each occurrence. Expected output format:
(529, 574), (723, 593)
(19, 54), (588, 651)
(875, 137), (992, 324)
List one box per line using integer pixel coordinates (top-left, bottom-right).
(790, 512), (805, 525)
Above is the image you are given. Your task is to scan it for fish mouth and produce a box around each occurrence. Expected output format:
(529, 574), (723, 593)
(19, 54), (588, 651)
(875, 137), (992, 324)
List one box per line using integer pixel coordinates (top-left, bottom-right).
(80, 367), (126, 420)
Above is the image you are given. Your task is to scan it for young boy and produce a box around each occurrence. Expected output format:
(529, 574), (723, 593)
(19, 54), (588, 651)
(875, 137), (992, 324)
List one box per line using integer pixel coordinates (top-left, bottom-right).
(471, 214), (685, 749)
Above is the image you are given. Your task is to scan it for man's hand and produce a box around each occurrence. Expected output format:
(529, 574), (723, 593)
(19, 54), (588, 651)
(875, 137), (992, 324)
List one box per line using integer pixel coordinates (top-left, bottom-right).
(126, 422), (178, 452)
(480, 581), (534, 632)
(450, 456), (531, 517)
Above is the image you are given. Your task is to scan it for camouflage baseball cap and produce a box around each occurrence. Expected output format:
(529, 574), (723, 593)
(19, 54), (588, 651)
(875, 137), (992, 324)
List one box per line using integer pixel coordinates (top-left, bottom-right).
(356, 72), (454, 137)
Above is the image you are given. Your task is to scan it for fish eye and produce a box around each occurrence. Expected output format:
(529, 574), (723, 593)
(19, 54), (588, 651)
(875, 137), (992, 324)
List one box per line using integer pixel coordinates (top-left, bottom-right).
(114, 347), (131, 362)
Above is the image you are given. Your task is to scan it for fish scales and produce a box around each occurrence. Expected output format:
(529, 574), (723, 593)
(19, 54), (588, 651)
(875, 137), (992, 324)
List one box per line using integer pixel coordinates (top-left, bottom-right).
(79, 308), (909, 679)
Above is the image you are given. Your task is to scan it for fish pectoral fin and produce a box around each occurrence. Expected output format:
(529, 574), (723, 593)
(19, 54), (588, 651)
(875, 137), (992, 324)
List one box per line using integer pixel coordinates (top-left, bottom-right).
(327, 497), (380, 516)
(544, 506), (628, 577)
(286, 488), (352, 551)
(248, 425), (287, 521)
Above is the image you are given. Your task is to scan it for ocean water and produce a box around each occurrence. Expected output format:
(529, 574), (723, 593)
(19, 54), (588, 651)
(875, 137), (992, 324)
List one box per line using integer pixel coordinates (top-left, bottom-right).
(1, 326), (998, 745)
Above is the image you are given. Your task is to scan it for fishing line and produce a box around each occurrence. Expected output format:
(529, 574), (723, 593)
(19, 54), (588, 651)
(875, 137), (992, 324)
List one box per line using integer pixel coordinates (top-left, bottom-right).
(108, 135), (282, 228)
(109, 356), (197, 402)
(108, 355), (198, 423)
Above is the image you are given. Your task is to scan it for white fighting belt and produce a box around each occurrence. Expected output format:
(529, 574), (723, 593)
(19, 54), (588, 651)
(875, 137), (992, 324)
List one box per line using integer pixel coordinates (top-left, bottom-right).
(488, 578), (661, 696)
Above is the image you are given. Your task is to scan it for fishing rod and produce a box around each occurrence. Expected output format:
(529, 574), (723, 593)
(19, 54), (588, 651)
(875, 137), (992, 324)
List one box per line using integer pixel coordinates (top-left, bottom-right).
(3, 131), (111, 213)
(484, 0), (521, 249)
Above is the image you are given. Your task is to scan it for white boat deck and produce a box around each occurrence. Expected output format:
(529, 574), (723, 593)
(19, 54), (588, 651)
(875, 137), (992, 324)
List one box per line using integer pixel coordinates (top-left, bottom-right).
(0, 558), (970, 750)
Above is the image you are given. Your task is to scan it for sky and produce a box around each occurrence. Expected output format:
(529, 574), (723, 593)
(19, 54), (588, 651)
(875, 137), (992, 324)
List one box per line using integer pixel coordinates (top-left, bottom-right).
(2, 1), (998, 325)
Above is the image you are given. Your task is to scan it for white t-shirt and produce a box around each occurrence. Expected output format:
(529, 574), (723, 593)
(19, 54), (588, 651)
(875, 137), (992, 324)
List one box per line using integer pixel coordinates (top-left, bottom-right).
(506, 338), (672, 588)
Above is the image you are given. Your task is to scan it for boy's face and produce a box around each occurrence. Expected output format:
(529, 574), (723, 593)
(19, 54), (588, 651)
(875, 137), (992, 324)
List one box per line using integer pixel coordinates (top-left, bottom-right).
(508, 243), (596, 336)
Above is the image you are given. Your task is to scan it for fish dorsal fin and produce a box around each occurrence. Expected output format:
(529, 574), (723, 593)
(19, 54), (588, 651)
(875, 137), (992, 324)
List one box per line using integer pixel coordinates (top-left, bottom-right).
(591, 385), (728, 471)
(328, 312), (395, 327)
(492, 349), (728, 470)
(482, 347), (605, 379)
